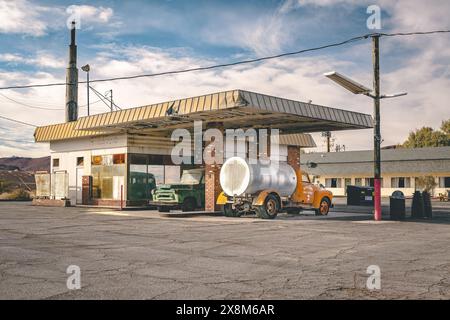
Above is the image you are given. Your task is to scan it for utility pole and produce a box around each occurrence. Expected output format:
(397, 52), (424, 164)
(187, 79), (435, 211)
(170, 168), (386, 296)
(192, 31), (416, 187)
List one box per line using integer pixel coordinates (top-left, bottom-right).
(65, 21), (78, 122)
(326, 132), (331, 153)
(110, 89), (113, 112)
(324, 35), (406, 222)
(372, 34), (382, 221)
(322, 131), (331, 152)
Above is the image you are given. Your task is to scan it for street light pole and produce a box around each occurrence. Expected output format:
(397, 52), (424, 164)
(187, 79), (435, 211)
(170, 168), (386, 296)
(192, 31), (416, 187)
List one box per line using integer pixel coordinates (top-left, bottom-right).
(86, 70), (90, 116)
(372, 35), (382, 221)
(324, 37), (407, 221)
(81, 64), (90, 116)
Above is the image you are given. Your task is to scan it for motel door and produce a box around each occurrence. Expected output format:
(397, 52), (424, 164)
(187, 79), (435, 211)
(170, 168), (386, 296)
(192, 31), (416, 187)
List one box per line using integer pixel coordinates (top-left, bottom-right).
(76, 167), (84, 204)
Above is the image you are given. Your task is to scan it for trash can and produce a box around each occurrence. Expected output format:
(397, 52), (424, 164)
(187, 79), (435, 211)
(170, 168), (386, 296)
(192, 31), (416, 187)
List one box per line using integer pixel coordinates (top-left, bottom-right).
(390, 190), (405, 220)
(422, 191), (433, 219)
(347, 185), (374, 206)
(411, 191), (425, 218)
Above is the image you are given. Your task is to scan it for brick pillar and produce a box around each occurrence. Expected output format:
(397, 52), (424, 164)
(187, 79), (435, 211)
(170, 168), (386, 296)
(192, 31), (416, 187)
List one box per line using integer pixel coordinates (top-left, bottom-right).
(287, 145), (301, 170)
(204, 122), (224, 212)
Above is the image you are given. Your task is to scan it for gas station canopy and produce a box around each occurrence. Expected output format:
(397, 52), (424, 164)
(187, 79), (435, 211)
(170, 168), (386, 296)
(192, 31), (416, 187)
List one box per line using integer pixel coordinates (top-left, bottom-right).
(34, 89), (372, 142)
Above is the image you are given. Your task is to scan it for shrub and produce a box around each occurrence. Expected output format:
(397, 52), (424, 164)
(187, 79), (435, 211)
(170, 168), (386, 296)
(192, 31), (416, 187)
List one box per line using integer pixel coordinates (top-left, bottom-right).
(7, 189), (31, 201)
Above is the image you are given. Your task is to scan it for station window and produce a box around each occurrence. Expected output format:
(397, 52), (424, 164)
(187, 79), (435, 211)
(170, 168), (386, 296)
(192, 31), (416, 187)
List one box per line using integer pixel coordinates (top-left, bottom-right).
(52, 158), (60, 167)
(113, 154), (125, 164)
(76, 157), (84, 166)
(354, 178), (362, 186)
(91, 154), (126, 200)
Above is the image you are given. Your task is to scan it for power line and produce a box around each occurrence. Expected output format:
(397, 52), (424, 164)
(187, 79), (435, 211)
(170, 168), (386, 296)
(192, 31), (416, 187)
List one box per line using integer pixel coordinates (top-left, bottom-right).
(0, 137), (35, 144)
(380, 30), (450, 37)
(0, 93), (103, 110)
(0, 92), (61, 110)
(0, 115), (37, 127)
(0, 29), (448, 92)
(0, 33), (372, 90)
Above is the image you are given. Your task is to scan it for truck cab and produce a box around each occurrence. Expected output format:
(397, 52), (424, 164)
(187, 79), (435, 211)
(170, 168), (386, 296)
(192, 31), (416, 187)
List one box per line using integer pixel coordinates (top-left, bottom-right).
(150, 168), (205, 212)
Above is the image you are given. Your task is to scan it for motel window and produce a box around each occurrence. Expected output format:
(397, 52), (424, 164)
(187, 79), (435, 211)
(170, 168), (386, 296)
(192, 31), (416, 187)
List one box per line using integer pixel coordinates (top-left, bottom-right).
(344, 178), (351, 187)
(76, 157), (84, 167)
(365, 178), (374, 187)
(354, 178), (362, 186)
(391, 177), (411, 188)
(52, 158), (60, 167)
(325, 178), (341, 188)
(439, 177), (450, 188)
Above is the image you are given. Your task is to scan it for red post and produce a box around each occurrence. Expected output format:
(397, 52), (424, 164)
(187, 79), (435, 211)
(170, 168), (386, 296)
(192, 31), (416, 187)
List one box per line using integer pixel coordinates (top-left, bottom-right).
(120, 185), (123, 210)
(374, 178), (381, 221)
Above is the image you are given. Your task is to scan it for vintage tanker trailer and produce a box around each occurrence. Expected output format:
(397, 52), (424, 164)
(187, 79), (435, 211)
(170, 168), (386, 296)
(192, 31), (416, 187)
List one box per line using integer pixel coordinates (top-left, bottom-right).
(216, 157), (333, 219)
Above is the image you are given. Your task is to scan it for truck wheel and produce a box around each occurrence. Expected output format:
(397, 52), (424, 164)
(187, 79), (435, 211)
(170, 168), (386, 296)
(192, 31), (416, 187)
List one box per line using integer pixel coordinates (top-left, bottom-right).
(158, 206), (170, 212)
(315, 197), (330, 216)
(223, 204), (241, 217)
(255, 194), (279, 219)
(182, 198), (196, 212)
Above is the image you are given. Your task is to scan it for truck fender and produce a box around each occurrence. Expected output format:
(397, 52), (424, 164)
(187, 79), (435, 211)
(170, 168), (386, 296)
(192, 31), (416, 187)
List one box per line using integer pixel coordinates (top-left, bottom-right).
(216, 192), (228, 205)
(312, 192), (332, 209)
(252, 190), (282, 207)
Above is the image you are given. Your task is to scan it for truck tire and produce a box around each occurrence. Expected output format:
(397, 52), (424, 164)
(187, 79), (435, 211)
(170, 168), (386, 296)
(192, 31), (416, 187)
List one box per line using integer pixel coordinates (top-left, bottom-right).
(315, 197), (331, 216)
(223, 204), (241, 217)
(182, 197), (196, 212)
(255, 194), (279, 219)
(158, 206), (170, 212)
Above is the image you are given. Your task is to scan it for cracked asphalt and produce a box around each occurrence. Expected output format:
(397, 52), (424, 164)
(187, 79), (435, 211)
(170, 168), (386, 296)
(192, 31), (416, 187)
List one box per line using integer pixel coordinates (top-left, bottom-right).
(0, 201), (449, 299)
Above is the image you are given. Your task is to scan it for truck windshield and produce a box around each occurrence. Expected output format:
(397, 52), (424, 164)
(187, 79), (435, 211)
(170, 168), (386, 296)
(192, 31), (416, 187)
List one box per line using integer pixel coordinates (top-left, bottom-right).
(180, 171), (202, 184)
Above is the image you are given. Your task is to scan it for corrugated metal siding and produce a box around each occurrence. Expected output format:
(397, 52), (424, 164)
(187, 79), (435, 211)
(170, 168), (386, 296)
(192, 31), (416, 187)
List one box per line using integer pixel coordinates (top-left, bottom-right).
(239, 91), (372, 127)
(34, 122), (106, 142)
(279, 134), (316, 147)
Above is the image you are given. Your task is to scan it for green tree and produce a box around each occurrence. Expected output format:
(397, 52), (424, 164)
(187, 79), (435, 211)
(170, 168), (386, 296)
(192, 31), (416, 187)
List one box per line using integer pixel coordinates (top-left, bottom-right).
(441, 119), (450, 135)
(403, 119), (450, 148)
(415, 176), (438, 193)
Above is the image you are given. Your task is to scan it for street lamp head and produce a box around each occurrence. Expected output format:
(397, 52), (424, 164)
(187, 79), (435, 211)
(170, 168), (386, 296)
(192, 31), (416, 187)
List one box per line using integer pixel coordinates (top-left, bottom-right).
(324, 71), (372, 95)
(81, 64), (90, 72)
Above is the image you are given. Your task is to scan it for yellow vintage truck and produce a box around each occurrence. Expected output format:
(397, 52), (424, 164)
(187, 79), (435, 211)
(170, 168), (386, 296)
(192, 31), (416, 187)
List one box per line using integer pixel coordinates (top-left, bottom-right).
(216, 156), (333, 219)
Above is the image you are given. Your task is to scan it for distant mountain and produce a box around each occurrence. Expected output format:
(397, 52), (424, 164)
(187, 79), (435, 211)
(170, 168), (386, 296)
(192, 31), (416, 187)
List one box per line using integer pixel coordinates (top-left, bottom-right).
(0, 156), (50, 172)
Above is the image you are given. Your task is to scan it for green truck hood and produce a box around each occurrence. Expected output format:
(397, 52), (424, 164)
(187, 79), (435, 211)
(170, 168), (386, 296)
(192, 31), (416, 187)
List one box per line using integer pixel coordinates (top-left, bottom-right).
(156, 184), (197, 191)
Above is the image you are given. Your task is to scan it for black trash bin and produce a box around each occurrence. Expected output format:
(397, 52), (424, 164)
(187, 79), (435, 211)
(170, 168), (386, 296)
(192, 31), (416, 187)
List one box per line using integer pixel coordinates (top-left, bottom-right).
(347, 185), (374, 206)
(411, 191), (425, 218)
(390, 190), (405, 220)
(422, 191), (433, 219)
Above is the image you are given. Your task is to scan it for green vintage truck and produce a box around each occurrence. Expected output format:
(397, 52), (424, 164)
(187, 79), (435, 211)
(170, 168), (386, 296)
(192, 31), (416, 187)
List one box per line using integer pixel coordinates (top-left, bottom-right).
(150, 168), (205, 212)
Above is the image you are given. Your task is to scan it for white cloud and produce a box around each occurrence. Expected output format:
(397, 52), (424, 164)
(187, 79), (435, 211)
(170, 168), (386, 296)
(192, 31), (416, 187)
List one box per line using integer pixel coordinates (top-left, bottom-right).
(0, 0), (51, 36)
(1, 0), (449, 157)
(0, 52), (65, 69)
(0, 1), (115, 37)
(66, 5), (114, 25)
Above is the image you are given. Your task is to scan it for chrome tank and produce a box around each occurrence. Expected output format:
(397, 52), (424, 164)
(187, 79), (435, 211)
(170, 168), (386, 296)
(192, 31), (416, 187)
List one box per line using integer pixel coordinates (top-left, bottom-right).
(220, 157), (297, 197)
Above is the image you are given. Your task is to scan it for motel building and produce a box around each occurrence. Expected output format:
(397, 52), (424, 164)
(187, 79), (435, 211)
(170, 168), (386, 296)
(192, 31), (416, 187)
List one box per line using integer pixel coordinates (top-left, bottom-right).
(33, 89), (373, 210)
(301, 146), (450, 197)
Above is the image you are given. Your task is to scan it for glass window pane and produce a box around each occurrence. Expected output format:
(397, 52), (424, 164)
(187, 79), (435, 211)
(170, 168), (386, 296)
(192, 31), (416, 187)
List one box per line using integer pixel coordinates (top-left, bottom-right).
(148, 165), (164, 185)
(165, 166), (180, 184)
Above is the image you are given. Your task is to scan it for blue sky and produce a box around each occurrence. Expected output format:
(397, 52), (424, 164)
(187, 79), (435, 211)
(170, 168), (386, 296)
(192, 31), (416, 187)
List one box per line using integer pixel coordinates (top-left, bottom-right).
(0, 0), (449, 157)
